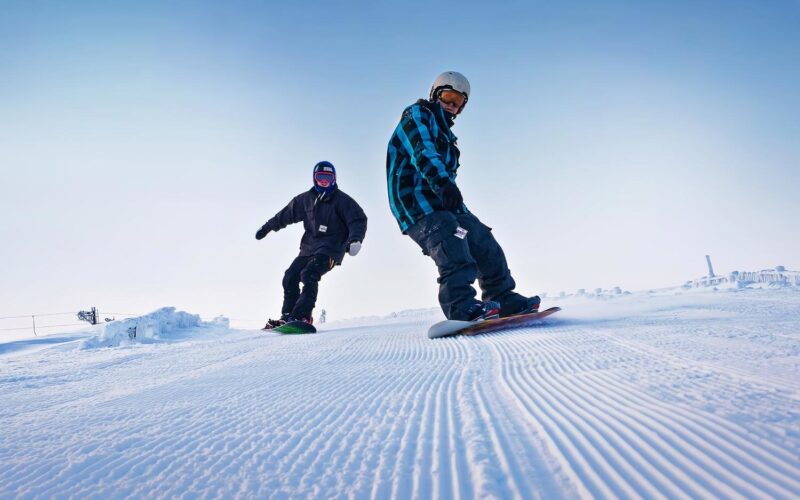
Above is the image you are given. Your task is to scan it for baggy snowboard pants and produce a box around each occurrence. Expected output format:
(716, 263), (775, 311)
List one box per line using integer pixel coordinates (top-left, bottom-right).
(406, 211), (521, 320)
(281, 254), (335, 319)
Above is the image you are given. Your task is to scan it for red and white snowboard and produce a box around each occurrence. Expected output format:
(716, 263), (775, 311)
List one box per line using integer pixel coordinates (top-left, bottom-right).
(427, 306), (561, 339)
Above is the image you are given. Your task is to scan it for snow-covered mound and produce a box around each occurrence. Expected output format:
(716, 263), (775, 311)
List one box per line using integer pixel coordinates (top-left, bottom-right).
(81, 307), (230, 348)
(2, 289), (799, 498)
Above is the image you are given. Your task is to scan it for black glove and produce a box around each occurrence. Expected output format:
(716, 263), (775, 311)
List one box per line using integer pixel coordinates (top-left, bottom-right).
(440, 182), (463, 210)
(255, 224), (271, 240)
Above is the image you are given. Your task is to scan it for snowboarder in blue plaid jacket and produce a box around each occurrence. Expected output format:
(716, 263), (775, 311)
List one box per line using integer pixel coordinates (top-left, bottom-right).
(386, 71), (540, 322)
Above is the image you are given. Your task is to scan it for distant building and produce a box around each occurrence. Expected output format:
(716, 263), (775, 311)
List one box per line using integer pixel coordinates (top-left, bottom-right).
(731, 268), (800, 287)
(691, 255), (799, 288)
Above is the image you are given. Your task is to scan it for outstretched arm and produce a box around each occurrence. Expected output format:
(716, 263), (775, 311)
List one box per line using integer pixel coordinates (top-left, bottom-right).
(255, 195), (305, 240)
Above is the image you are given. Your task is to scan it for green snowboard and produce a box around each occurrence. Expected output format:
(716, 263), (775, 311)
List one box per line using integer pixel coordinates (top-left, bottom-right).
(273, 321), (317, 334)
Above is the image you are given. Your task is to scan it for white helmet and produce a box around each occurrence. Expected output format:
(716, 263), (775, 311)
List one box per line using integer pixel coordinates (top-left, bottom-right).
(429, 71), (471, 106)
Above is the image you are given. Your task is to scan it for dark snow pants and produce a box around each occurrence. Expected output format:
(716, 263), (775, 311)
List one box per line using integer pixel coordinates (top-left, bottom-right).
(406, 211), (521, 320)
(281, 254), (335, 319)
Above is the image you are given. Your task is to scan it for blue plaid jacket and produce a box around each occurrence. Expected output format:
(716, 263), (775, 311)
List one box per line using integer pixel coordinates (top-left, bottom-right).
(386, 99), (463, 233)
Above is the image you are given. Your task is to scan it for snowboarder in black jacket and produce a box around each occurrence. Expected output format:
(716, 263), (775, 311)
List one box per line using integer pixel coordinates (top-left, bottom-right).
(386, 71), (540, 322)
(256, 161), (367, 328)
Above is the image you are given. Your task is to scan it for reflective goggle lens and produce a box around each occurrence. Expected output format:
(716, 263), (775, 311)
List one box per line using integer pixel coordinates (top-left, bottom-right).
(314, 172), (335, 185)
(438, 89), (467, 108)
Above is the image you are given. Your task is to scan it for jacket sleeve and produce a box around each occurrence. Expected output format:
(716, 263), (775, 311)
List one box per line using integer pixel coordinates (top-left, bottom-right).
(341, 196), (368, 243)
(264, 194), (305, 231)
(400, 106), (452, 192)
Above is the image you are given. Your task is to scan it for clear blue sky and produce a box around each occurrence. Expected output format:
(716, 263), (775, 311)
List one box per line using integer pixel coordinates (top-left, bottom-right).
(1, 0), (798, 326)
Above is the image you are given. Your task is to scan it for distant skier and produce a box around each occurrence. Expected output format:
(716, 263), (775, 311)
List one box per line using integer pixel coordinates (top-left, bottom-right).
(256, 161), (367, 328)
(386, 71), (540, 321)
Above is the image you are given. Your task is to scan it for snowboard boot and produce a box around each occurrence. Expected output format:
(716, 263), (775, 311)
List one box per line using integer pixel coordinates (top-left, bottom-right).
(263, 318), (285, 330)
(262, 318), (286, 330)
(286, 315), (314, 325)
(263, 313), (291, 330)
(464, 300), (501, 322)
(499, 294), (541, 318)
(515, 296), (541, 316)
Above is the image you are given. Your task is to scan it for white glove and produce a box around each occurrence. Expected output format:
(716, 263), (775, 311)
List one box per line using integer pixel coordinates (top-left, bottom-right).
(347, 241), (362, 256)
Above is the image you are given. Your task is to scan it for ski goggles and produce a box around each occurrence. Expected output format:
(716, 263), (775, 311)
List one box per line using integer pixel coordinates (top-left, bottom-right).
(438, 89), (467, 108)
(314, 171), (335, 186)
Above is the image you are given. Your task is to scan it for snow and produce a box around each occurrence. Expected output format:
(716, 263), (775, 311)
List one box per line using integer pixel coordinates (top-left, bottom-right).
(81, 307), (229, 349)
(1, 288), (799, 498)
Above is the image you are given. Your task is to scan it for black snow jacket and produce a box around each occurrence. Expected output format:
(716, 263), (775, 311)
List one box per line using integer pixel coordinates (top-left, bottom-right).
(262, 187), (367, 264)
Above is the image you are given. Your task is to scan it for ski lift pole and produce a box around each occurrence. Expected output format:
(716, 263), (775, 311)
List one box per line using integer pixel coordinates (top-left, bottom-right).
(77, 307), (99, 326)
(32, 315), (37, 336)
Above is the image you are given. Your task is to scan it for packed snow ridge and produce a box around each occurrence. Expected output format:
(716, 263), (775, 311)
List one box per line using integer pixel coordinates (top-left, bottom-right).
(80, 307), (230, 348)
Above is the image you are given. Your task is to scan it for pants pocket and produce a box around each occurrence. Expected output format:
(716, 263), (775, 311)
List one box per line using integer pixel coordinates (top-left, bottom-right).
(430, 231), (475, 276)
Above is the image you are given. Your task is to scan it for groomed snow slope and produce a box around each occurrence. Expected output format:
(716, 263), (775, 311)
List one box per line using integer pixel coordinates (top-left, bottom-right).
(1, 289), (799, 498)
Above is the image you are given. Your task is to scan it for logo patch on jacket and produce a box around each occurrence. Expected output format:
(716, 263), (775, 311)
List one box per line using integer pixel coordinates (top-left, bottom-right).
(319, 225), (328, 233)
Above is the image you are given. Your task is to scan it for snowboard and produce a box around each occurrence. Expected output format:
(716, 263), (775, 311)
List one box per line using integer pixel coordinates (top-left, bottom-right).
(272, 321), (317, 334)
(427, 306), (561, 339)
